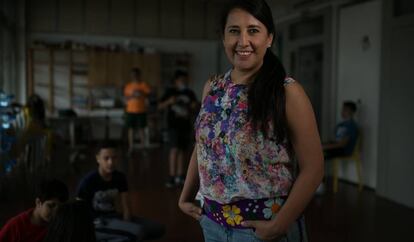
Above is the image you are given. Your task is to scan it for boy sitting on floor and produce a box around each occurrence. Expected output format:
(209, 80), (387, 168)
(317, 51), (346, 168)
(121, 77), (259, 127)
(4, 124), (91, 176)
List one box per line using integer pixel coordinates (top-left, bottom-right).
(0, 179), (69, 242)
(77, 141), (165, 240)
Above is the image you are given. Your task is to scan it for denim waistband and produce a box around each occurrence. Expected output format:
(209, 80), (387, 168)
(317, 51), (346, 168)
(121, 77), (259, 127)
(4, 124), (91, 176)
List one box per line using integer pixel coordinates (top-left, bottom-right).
(202, 196), (286, 229)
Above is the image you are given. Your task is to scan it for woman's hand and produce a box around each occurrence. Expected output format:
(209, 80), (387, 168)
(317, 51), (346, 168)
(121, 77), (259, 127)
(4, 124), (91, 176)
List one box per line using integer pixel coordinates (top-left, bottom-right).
(178, 201), (203, 221)
(241, 219), (287, 241)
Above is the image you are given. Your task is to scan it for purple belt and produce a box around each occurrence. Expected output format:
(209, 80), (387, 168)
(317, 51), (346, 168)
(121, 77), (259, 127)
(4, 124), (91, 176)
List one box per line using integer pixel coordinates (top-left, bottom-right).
(203, 196), (286, 229)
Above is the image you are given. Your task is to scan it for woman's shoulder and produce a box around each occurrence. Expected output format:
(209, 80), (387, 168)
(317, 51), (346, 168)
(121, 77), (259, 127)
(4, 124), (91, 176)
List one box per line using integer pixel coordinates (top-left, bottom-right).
(283, 77), (302, 90)
(284, 77), (296, 85)
(283, 78), (308, 103)
(201, 73), (226, 98)
(207, 73), (226, 85)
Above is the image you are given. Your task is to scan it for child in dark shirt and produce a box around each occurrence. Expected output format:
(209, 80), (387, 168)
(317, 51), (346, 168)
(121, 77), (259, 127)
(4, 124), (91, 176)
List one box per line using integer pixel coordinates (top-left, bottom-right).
(0, 179), (69, 242)
(77, 141), (165, 240)
(158, 70), (198, 187)
(77, 142), (129, 219)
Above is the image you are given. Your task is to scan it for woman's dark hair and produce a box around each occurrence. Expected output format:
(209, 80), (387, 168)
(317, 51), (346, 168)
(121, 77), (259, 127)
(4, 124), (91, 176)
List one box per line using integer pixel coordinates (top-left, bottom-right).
(43, 200), (96, 242)
(220, 0), (288, 143)
(36, 178), (69, 203)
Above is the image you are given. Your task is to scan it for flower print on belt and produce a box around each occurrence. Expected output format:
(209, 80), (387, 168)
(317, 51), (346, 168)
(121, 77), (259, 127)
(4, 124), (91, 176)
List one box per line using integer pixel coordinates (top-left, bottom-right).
(262, 198), (284, 219)
(222, 205), (243, 226)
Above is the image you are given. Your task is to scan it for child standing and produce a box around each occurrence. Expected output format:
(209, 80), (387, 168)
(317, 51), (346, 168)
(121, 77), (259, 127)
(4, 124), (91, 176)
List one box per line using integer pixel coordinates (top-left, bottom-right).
(158, 70), (198, 187)
(124, 68), (152, 151)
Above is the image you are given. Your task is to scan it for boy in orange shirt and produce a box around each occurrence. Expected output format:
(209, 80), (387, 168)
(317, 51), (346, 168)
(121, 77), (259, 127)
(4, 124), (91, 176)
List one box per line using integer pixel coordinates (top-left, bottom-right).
(124, 68), (151, 151)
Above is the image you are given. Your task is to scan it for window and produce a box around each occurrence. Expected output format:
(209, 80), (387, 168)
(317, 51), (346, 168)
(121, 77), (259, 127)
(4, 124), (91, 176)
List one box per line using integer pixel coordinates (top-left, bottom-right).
(289, 16), (324, 40)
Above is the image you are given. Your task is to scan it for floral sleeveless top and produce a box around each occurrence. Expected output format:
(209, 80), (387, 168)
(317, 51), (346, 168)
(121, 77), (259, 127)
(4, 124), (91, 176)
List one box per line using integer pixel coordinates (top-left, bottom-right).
(195, 70), (296, 203)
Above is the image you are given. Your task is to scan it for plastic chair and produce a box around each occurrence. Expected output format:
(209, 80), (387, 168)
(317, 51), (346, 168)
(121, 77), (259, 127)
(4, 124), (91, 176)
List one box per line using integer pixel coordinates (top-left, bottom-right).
(332, 137), (363, 193)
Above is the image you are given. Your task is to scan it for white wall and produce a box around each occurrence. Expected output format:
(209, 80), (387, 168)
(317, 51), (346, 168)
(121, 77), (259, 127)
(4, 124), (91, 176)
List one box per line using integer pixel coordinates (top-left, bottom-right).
(336, 0), (382, 188)
(377, 0), (414, 208)
(30, 33), (221, 99)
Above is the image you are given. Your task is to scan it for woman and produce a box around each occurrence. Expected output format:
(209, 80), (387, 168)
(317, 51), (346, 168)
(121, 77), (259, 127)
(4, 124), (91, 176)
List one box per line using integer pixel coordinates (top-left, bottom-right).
(179, 0), (324, 241)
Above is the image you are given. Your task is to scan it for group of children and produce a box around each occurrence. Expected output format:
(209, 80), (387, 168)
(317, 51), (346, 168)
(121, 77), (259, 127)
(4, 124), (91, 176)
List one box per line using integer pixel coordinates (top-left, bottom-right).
(124, 68), (198, 188)
(0, 142), (165, 242)
(1, 66), (197, 241)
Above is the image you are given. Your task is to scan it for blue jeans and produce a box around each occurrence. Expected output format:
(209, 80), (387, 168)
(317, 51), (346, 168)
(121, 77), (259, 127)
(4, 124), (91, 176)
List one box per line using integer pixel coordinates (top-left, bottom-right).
(199, 215), (307, 242)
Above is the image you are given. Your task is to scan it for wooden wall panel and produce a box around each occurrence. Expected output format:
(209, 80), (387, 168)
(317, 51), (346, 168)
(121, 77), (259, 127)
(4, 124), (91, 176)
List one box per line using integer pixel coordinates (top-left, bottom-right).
(184, 0), (205, 39)
(28, 0), (57, 32)
(85, 0), (109, 34)
(135, 0), (160, 37)
(27, 0), (227, 40)
(120, 53), (132, 87)
(109, 0), (135, 35)
(129, 54), (161, 90)
(106, 52), (125, 87)
(88, 51), (107, 86)
(160, 0), (183, 38)
(205, 2), (222, 39)
(140, 54), (161, 90)
(58, 0), (83, 33)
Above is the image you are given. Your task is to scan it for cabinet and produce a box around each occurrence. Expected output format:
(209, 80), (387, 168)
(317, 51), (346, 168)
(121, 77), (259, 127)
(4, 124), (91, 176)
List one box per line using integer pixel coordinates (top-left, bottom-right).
(28, 48), (161, 113)
(88, 52), (161, 88)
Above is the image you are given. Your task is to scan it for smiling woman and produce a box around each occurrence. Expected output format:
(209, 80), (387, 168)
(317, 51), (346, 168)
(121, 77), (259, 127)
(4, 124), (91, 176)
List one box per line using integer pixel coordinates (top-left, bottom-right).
(223, 8), (273, 78)
(178, 0), (324, 242)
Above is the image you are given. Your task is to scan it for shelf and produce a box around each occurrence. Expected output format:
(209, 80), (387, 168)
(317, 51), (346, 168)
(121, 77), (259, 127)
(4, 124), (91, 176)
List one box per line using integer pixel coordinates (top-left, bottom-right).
(34, 61), (70, 66)
(71, 70), (88, 76)
(29, 47), (164, 112)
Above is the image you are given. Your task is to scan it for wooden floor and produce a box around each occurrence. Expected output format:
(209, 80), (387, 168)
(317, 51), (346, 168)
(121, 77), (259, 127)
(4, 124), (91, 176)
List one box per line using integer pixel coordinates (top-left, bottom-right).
(1, 144), (413, 242)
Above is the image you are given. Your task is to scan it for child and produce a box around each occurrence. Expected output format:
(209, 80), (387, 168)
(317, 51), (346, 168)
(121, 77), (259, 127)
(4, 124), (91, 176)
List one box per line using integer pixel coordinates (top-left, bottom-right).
(124, 67), (152, 151)
(0, 179), (69, 242)
(323, 101), (359, 159)
(316, 101), (359, 194)
(77, 141), (130, 220)
(42, 199), (96, 242)
(77, 141), (165, 240)
(158, 70), (198, 187)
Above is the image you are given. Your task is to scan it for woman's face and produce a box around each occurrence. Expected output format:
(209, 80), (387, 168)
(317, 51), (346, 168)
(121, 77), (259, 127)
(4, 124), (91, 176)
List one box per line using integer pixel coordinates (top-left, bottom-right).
(223, 8), (273, 74)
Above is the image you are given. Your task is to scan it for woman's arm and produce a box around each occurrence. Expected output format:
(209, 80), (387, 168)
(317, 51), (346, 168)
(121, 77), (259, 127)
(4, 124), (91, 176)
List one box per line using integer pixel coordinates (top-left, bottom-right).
(243, 82), (324, 239)
(178, 147), (202, 220)
(178, 79), (212, 220)
(275, 81), (324, 228)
